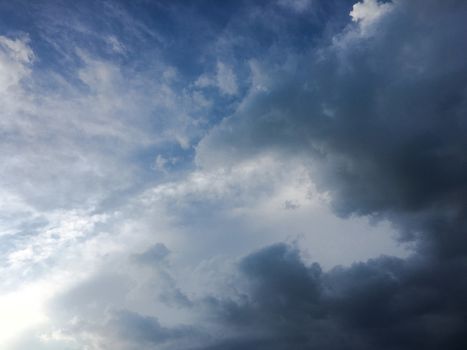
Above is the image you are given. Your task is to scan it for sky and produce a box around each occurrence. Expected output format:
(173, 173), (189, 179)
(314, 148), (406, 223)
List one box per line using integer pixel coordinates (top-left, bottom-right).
(0, 0), (466, 349)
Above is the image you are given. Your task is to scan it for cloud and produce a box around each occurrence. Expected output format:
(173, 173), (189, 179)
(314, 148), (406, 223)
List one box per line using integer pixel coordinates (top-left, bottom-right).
(133, 243), (170, 265)
(0, 5), (217, 344)
(105, 35), (126, 54)
(350, 0), (393, 28)
(4, 150), (405, 349)
(0, 35), (34, 93)
(200, 243), (467, 350)
(195, 62), (238, 96)
(189, 1), (467, 347)
(105, 310), (199, 349)
(197, 0), (467, 253)
(277, 0), (313, 13)
(216, 62), (238, 96)
(2, 1), (466, 349)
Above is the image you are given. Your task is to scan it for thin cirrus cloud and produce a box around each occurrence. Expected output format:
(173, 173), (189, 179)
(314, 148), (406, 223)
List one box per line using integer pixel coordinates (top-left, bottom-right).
(0, 0), (466, 349)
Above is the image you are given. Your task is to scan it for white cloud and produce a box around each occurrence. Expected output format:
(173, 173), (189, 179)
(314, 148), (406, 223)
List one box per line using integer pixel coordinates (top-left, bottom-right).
(0, 35), (210, 210)
(215, 62), (238, 96)
(0, 33), (213, 346)
(350, 0), (393, 29)
(105, 35), (126, 54)
(0, 283), (48, 346)
(0, 36), (33, 108)
(195, 62), (238, 96)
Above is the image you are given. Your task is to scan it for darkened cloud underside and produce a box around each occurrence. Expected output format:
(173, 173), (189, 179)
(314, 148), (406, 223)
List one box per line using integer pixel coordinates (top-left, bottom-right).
(193, 0), (467, 348)
(199, 0), (467, 255)
(199, 243), (467, 350)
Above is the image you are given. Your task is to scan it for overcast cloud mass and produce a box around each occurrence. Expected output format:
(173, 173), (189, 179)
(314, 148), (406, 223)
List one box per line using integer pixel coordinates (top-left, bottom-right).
(0, 0), (466, 349)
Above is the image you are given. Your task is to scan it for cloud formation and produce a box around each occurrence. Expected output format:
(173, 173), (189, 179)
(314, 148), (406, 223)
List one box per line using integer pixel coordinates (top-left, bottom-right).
(191, 0), (467, 348)
(1, 0), (466, 349)
(199, 0), (467, 250)
(200, 242), (467, 350)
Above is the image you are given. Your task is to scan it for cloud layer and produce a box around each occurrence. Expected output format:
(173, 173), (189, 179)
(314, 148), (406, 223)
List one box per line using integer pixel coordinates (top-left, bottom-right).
(1, 0), (466, 349)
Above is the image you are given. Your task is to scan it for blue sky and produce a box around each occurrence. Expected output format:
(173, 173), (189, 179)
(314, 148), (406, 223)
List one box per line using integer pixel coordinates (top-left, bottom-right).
(0, 0), (466, 349)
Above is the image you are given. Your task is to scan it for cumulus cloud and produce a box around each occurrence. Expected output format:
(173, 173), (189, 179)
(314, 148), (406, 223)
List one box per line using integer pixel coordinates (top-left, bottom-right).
(191, 0), (467, 348)
(350, 0), (393, 27)
(198, 0), (467, 249)
(200, 243), (467, 350)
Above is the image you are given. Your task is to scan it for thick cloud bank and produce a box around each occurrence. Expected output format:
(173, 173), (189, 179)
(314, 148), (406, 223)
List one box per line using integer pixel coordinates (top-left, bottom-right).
(200, 243), (467, 350)
(202, 0), (466, 216)
(200, 0), (467, 252)
(194, 0), (467, 348)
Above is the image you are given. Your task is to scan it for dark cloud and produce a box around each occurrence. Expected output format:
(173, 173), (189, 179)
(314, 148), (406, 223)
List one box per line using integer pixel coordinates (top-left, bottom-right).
(193, 0), (467, 348)
(106, 309), (198, 346)
(199, 0), (467, 253)
(200, 243), (467, 350)
(132, 243), (170, 265)
(201, 2), (465, 201)
(79, 0), (467, 347)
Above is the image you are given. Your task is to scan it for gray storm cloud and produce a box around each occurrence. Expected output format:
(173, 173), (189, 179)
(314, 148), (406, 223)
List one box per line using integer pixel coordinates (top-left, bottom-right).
(192, 0), (467, 348)
(198, 0), (467, 249)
